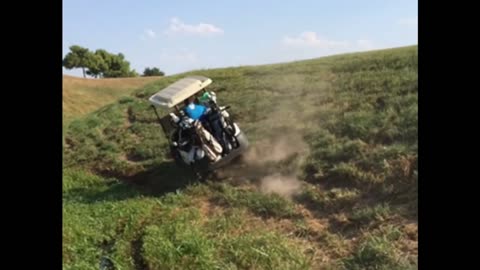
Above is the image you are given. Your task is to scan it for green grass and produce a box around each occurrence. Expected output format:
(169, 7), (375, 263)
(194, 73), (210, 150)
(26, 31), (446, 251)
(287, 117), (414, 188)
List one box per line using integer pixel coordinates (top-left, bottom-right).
(63, 75), (162, 126)
(209, 182), (298, 219)
(63, 45), (417, 269)
(63, 169), (310, 270)
(342, 227), (415, 270)
(349, 203), (392, 224)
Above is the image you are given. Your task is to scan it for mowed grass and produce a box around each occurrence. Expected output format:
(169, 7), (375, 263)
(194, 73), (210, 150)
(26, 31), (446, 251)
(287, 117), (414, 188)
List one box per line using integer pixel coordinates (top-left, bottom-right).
(63, 169), (312, 270)
(63, 45), (417, 269)
(63, 75), (162, 125)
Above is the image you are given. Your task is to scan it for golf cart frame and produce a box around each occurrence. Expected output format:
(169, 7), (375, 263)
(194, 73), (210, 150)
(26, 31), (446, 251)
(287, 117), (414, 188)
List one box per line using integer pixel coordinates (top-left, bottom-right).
(148, 76), (248, 172)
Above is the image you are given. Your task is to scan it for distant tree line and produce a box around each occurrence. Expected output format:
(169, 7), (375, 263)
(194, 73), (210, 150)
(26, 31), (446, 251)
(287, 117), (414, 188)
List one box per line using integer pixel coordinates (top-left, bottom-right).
(63, 45), (165, 78)
(142, 67), (164, 77)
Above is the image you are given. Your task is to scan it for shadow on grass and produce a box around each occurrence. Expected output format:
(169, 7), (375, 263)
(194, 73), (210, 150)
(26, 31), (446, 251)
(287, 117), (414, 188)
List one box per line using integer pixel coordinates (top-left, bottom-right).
(65, 161), (202, 203)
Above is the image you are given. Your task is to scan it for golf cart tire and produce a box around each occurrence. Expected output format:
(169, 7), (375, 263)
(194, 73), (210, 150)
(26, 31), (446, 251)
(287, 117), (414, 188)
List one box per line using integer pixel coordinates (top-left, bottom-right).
(235, 130), (249, 151)
(206, 130), (249, 171)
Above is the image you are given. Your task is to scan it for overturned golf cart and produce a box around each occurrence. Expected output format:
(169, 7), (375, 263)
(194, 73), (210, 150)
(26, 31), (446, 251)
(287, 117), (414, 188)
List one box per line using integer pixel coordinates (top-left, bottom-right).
(149, 76), (249, 172)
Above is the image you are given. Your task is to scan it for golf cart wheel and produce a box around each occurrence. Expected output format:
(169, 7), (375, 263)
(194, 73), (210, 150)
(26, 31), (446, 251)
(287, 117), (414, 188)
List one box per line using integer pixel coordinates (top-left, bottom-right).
(222, 129), (238, 150)
(225, 117), (237, 135)
(235, 131), (249, 151)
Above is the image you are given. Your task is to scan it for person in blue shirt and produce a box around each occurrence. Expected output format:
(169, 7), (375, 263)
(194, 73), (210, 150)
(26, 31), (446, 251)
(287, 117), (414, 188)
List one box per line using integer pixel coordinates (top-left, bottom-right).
(183, 96), (209, 121)
(182, 95), (224, 158)
(183, 95), (218, 139)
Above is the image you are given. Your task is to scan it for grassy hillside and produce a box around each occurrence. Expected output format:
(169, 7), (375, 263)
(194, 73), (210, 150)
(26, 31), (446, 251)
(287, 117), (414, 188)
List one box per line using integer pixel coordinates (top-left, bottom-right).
(62, 75), (162, 125)
(63, 46), (417, 269)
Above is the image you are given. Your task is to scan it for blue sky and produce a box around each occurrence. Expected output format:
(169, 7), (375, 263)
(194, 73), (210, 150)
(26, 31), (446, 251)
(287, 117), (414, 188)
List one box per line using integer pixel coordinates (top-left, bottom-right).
(63, 0), (417, 77)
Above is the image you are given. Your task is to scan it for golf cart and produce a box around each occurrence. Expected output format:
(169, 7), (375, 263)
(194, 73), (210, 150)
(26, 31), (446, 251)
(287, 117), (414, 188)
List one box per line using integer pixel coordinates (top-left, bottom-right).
(149, 76), (249, 172)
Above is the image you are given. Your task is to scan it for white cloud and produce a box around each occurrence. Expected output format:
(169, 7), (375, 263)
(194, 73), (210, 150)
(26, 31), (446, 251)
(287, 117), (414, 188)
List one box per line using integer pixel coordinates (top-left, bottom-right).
(282, 31), (349, 49)
(278, 32), (380, 62)
(397, 16), (418, 27)
(140, 29), (156, 40)
(145, 29), (156, 38)
(165, 17), (224, 36)
(282, 32), (377, 52)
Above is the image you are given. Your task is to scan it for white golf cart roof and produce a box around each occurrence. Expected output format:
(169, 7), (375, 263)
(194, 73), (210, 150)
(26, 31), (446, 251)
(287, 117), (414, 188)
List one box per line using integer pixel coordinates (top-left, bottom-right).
(148, 75), (212, 108)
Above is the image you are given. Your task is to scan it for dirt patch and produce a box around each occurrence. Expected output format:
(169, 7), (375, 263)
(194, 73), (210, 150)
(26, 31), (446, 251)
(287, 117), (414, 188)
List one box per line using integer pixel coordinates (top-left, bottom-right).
(118, 152), (144, 164)
(295, 204), (329, 236)
(259, 174), (303, 199)
(131, 233), (149, 270)
(395, 222), (418, 260)
(195, 198), (225, 218)
(64, 137), (75, 149)
(127, 106), (136, 124)
(402, 222), (418, 241)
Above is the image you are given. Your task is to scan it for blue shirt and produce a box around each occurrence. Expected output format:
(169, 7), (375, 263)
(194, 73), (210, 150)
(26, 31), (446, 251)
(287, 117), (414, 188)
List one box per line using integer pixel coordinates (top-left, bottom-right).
(184, 103), (207, 120)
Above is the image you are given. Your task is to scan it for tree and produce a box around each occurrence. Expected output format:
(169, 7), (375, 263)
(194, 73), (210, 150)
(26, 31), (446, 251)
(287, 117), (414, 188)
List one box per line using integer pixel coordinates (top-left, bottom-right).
(103, 53), (134, 78)
(143, 67), (165, 76)
(129, 70), (139, 77)
(63, 46), (138, 78)
(85, 53), (107, 78)
(63, 45), (92, 78)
